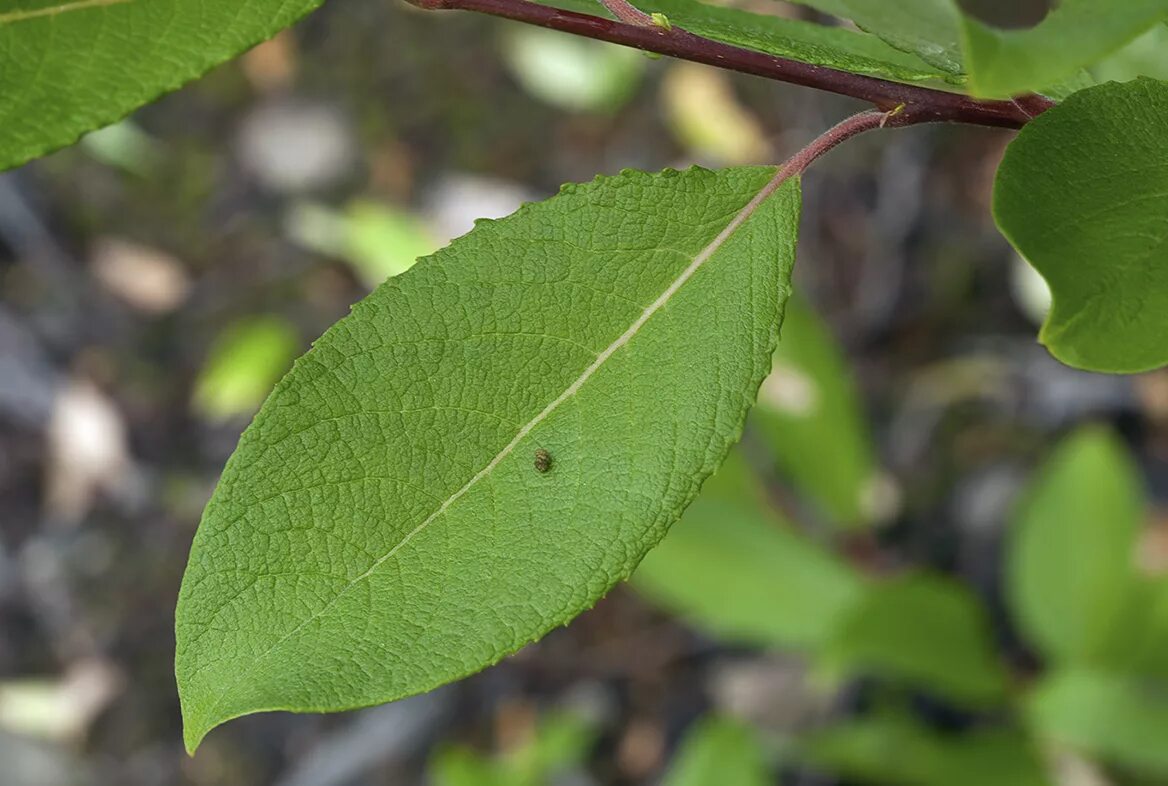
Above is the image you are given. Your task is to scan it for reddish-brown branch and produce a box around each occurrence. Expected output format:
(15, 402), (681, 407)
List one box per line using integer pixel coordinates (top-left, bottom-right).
(404, 0), (1054, 129)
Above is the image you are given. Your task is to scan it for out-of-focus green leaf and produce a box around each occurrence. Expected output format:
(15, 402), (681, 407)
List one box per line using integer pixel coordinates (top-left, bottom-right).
(753, 297), (887, 529)
(80, 121), (162, 176)
(1029, 669), (1168, 776)
(1007, 427), (1145, 668)
(661, 63), (770, 166)
(633, 450), (863, 650)
(192, 316), (299, 420)
(822, 574), (1007, 706)
(1092, 23), (1168, 83)
(432, 748), (509, 786)
(959, 1), (1168, 97)
(0, 0), (324, 173)
(287, 201), (437, 287)
(663, 717), (771, 786)
(431, 710), (596, 786)
(510, 712), (596, 781)
(547, 0), (954, 83)
(994, 78), (1168, 373)
(807, 713), (1049, 786)
(501, 27), (645, 112)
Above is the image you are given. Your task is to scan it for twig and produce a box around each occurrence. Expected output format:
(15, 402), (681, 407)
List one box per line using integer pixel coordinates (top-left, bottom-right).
(403, 0), (1054, 129)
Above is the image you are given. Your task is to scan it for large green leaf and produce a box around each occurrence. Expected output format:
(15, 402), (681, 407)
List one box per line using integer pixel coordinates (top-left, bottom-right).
(548, 0), (954, 84)
(994, 78), (1168, 373)
(175, 167), (801, 752)
(0, 0), (324, 173)
(822, 573), (1007, 706)
(632, 449), (863, 649)
(753, 296), (883, 529)
(1029, 669), (1168, 776)
(664, 717), (771, 786)
(1007, 427), (1145, 667)
(960, 1), (1168, 97)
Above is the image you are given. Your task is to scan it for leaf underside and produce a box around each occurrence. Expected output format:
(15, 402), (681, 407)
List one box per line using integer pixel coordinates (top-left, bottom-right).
(176, 167), (802, 752)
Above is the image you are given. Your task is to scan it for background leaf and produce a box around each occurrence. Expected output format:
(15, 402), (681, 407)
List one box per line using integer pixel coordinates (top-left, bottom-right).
(753, 296), (886, 529)
(1007, 427), (1146, 668)
(632, 449), (863, 649)
(959, 1), (1168, 97)
(663, 717), (771, 786)
(994, 78), (1168, 373)
(1092, 23), (1168, 83)
(192, 316), (301, 421)
(287, 201), (438, 288)
(0, 0), (324, 173)
(822, 573), (1007, 706)
(807, 714), (1048, 786)
(1028, 669), (1168, 776)
(501, 27), (646, 113)
(175, 167), (801, 751)
(430, 710), (596, 786)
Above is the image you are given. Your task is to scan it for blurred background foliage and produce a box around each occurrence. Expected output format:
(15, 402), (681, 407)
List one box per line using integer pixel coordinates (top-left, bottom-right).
(2, 1), (1168, 784)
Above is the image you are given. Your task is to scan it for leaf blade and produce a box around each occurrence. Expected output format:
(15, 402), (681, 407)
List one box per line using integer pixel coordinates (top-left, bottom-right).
(0, 0), (324, 172)
(175, 167), (802, 751)
(1007, 427), (1145, 667)
(994, 78), (1168, 373)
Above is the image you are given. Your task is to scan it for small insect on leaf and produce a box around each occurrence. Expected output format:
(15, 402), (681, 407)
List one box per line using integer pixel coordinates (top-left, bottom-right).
(534, 448), (553, 474)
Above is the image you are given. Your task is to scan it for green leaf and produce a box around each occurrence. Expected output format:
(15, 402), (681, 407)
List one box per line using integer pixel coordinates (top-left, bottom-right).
(822, 573), (1007, 706)
(785, 0), (965, 75)
(664, 717), (771, 786)
(0, 0), (324, 173)
(431, 748), (509, 786)
(960, 1), (1168, 97)
(501, 27), (646, 113)
(1007, 427), (1145, 667)
(1092, 23), (1168, 84)
(1029, 669), (1168, 776)
(175, 167), (801, 752)
(431, 710), (595, 786)
(287, 201), (438, 288)
(994, 78), (1168, 373)
(807, 713), (1049, 786)
(632, 449), (863, 649)
(547, 0), (955, 84)
(753, 296), (885, 528)
(192, 316), (300, 421)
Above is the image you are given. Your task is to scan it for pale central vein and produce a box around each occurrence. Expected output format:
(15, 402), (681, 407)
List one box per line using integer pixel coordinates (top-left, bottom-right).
(0, 0), (130, 24)
(199, 170), (791, 730)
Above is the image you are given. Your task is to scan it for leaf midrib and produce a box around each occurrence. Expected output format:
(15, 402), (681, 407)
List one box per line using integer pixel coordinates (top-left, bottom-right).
(0, 0), (130, 25)
(196, 168), (791, 734)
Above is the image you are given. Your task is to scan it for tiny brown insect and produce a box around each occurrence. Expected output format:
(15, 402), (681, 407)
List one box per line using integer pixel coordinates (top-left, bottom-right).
(533, 449), (553, 474)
